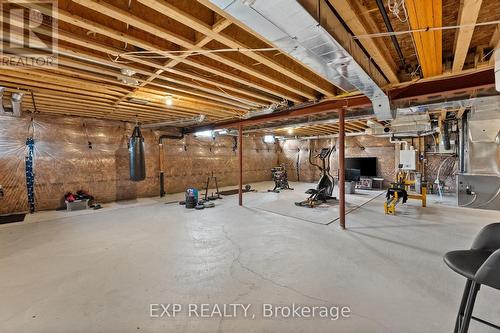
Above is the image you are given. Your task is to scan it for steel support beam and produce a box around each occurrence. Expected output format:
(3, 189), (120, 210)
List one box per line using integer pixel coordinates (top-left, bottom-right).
(339, 108), (346, 229)
(238, 122), (243, 206)
(188, 69), (496, 133)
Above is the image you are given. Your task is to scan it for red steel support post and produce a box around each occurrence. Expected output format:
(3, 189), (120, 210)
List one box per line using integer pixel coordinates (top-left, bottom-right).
(238, 122), (243, 206)
(339, 108), (346, 229)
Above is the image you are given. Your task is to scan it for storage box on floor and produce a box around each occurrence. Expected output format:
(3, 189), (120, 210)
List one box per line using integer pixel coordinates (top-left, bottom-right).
(66, 199), (89, 211)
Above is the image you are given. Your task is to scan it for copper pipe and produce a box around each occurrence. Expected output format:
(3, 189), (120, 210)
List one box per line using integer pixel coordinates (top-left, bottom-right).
(339, 108), (346, 229)
(238, 122), (243, 206)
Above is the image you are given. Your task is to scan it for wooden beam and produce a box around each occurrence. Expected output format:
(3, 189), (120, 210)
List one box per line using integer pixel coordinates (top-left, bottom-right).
(137, 0), (335, 97)
(5, 14), (267, 109)
(489, 24), (500, 65)
(0, 75), (120, 100)
(3, 36), (251, 115)
(452, 0), (483, 73)
(70, 0), (311, 101)
(0, 71), (236, 120)
(327, 0), (400, 84)
(113, 19), (234, 107)
(405, 0), (443, 77)
(16, 2), (301, 103)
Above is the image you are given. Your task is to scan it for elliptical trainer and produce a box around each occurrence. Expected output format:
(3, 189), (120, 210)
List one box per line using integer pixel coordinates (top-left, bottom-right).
(295, 147), (336, 207)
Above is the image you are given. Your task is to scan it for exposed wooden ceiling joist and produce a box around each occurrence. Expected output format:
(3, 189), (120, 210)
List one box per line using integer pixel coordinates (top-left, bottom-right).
(326, 0), (400, 84)
(1, 0), (496, 128)
(14, 1), (306, 105)
(452, 0), (483, 73)
(4, 19), (257, 116)
(112, 19), (234, 108)
(405, 0), (443, 77)
(69, 0), (315, 101)
(136, 0), (335, 97)
(489, 24), (500, 64)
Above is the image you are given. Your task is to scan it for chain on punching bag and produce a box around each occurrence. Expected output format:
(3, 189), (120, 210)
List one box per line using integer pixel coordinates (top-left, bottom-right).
(129, 125), (146, 181)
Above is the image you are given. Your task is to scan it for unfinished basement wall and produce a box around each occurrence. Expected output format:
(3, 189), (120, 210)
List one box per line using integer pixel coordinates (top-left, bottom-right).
(397, 136), (458, 193)
(0, 114), (278, 215)
(424, 154), (458, 192)
(278, 138), (335, 182)
(278, 136), (396, 186)
(160, 135), (278, 194)
(279, 134), (462, 192)
(332, 136), (396, 187)
(410, 135), (458, 193)
(0, 114), (159, 215)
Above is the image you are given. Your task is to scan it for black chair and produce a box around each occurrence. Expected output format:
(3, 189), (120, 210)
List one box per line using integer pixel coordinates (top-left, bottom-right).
(444, 223), (500, 333)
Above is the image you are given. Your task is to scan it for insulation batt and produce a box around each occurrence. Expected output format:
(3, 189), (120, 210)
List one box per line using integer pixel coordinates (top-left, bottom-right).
(0, 114), (277, 214)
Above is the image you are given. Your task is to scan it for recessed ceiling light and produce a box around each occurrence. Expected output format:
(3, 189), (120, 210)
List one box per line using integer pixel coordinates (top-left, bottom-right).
(165, 95), (173, 106)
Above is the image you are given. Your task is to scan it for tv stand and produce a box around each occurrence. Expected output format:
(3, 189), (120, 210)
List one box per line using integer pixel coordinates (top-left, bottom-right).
(357, 177), (384, 189)
(357, 177), (372, 189)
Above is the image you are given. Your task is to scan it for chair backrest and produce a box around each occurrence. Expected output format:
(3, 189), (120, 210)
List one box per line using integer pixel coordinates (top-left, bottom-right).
(471, 223), (500, 251)
(476, 249), (500, 290)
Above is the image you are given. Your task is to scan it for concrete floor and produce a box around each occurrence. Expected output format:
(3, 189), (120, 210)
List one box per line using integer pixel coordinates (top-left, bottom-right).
(0, 181), (499, 333)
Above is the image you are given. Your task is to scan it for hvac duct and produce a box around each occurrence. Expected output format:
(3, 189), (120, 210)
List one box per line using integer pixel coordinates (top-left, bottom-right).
(495, 48), (499, 92)
(458, 96), (500, 210)
(142, 115), (206, 129)
(129, 126), (146, 181)
(440, 120), (451, 151)
(0, 87), (23, 116)
(208, 0), (393, 120)
(465, 99), (500, 175)
(11, 93), (23, 116)
(365, 113), (432, 137)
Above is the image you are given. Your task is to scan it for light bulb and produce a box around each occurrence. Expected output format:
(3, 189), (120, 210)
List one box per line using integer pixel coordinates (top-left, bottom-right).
(165, 95), (173, 106)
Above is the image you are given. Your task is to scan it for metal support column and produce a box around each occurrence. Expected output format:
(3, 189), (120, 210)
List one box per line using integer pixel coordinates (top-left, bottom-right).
(339, 109), (346, 229)
(238, 122), (243, 206)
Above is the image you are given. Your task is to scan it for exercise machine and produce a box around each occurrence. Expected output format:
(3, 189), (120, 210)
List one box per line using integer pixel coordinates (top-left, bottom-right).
(295, 147), (336, 208)
(268, 165), (293, 193)
(384, 169), (427, 215)
(204, 171), (221, 201)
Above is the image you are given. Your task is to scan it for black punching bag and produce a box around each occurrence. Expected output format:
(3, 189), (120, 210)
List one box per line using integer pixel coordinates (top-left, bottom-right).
(129, 126), (146, 181)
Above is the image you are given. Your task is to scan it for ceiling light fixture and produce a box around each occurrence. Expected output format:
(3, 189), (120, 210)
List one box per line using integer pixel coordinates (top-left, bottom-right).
(165, 95), (173, 106)
(119, 76), (139, 86)
(120, 68), (136, 76)
(241, 0), (256, 6)
(194, 130), (214, 138)
(263, 135), (275, 143)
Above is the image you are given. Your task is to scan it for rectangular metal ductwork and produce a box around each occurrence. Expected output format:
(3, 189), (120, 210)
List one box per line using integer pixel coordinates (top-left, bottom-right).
(0, 87), (23, 117)
(141, 114), (206, 129)
(208, 0), (394, 120)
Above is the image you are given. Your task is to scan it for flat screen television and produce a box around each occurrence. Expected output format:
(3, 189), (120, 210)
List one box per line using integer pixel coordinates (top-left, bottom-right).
(345, 157), (377, 177)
